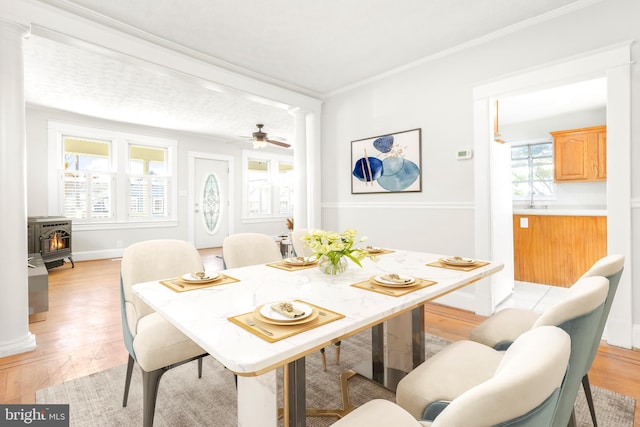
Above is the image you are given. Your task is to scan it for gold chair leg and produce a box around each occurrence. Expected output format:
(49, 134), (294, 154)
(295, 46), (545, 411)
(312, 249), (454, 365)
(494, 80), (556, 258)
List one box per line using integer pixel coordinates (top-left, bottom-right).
(335, 341), (341, 365)
(277, 369), (358, 421)
(320, 348), (327, 371)
(306, 369), (357, 418)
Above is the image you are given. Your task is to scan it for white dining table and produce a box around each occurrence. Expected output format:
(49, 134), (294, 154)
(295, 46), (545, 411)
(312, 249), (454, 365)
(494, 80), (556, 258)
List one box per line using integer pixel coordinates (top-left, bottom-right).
(133, 249), (503, 427)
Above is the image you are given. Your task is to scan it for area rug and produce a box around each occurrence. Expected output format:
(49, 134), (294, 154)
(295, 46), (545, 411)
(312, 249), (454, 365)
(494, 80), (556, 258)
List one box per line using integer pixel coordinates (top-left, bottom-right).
(36, 332), (635, 426)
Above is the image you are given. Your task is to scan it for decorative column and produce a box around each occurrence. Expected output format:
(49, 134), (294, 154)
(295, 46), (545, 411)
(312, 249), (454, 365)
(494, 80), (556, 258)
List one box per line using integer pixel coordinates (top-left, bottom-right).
(0, 17), (36, 357)
(289, 108), (308, 229)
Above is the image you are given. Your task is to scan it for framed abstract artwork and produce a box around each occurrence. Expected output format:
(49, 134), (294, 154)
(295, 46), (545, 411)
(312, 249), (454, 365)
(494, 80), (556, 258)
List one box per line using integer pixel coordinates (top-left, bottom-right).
(351, 128), (422, 194)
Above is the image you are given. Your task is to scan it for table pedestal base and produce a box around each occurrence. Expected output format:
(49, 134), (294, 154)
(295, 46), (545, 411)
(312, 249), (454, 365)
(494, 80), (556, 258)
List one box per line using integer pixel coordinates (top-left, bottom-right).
(355, 306), (425, 391)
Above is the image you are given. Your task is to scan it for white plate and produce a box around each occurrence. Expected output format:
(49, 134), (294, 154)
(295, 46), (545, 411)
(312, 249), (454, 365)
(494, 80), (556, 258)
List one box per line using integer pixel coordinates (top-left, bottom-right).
(365, 247), (384, 254)
(374, 275), (416, 287)
(440, 257), (476, 266)
(283, 257), (317, 266)
(181, 272), (220, 283)
(260, 301), (313, 322)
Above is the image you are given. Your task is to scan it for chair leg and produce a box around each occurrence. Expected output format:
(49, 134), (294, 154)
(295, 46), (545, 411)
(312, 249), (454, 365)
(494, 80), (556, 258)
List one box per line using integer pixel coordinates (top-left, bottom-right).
(198, 357), (203, 378)
(142, 368), (167, 427)
(122, 355), (135, 407)
(320, 348), (327, 371)
(335, 341), (341, 365)
(568, 408), (577, 427)
(582, 374), (598, 426)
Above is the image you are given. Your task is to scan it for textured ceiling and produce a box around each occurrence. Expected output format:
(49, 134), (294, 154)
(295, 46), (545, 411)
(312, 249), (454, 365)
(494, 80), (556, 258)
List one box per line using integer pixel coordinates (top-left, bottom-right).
(24, 35), (294, 144)
(23, 0), (601, 143)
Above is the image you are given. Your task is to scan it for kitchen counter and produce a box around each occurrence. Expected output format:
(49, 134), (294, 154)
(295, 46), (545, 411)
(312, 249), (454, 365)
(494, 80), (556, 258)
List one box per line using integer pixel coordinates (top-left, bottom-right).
(513, 206), (607, 216)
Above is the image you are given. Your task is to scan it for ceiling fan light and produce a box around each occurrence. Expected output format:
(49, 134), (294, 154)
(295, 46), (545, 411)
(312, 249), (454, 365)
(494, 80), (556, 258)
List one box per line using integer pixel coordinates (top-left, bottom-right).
(252, 138), (268, 149)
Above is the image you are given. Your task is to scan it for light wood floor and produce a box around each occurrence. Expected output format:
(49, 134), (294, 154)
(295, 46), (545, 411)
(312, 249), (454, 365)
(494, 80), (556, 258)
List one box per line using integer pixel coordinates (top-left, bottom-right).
(2, 248), (639, 426)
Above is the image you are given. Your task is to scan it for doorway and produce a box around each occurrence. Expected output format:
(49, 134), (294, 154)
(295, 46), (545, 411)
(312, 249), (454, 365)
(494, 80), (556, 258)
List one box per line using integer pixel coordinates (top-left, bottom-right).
(188, 152), (234, 248)
(472, 44), (632, 348)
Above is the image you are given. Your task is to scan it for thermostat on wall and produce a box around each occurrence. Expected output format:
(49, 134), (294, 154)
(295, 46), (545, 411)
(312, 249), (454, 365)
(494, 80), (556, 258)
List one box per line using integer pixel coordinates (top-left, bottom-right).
(456, 149), (473, 160)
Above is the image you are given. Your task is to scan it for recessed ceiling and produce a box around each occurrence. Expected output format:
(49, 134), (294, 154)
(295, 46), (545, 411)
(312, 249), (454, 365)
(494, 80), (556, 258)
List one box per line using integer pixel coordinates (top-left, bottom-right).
(24, 0), (598, 142)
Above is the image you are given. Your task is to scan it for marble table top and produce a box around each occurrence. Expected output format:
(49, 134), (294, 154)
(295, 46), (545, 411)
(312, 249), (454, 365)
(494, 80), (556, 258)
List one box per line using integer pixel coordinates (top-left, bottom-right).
(133, 249), (504, 376)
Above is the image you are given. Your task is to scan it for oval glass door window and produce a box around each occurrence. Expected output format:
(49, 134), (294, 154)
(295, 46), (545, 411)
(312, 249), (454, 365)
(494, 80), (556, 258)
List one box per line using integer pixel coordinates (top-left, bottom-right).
(202, 173), (221, 234)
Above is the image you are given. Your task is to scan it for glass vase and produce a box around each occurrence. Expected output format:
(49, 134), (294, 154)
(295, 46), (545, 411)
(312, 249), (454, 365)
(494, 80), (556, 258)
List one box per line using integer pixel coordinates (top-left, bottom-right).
(318, 256), (349, 275)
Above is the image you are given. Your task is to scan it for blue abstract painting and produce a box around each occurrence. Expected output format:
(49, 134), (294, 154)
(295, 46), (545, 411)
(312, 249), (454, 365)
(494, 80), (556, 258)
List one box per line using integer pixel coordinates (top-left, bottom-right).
(351, 128), (422, 194)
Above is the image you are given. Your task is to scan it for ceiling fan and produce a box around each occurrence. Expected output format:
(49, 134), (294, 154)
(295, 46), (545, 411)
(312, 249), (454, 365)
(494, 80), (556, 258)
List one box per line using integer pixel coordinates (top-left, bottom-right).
(241, 124), (291, 149)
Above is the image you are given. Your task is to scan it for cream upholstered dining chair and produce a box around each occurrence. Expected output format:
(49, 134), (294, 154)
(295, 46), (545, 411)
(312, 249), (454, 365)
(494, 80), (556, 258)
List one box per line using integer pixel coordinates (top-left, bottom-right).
(221, 232), (283, 269)
(398, 275), (609, 427)
(334, 326), (571, 427)
(120, 239), (209, 427)
(470, 254), (624, 426)
(291, 228), (314, 258)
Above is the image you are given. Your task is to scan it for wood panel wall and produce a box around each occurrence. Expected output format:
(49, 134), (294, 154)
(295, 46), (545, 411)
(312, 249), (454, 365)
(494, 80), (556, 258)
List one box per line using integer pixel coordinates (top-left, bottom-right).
(513, 215), (607, 287)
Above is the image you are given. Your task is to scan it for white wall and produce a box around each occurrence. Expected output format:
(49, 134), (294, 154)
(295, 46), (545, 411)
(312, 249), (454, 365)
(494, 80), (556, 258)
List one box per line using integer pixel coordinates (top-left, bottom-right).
(321, 0), (640, 318)
(25, 106), (291, 259)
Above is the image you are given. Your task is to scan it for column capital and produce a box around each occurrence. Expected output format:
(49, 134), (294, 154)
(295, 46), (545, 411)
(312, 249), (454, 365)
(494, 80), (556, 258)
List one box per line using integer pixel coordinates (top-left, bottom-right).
(287, 106), (308, 117)
(0, 15), (31, 37)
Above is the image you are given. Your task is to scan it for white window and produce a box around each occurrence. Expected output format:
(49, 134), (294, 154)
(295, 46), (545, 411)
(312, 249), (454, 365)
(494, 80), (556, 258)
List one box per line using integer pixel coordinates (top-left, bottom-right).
(62, 136), (114, 221)
(511, 141), (555, 200)
(128, 144), (170, 220)
(242, 150), (294, 221)
(48, 121), (177, 228)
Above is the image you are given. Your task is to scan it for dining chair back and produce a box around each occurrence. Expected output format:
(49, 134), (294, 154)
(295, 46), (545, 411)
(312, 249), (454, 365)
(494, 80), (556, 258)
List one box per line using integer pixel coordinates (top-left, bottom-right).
(530, 275), (610, 427)
(470, 254), (624, 426)
(120, 239), (208, 427)
(291, 228), (314, 257)
(431, 326), (571, 426)
(579, 254), (624, 370)
(336, 326), (570, 427)
(222, 232), (283, 268)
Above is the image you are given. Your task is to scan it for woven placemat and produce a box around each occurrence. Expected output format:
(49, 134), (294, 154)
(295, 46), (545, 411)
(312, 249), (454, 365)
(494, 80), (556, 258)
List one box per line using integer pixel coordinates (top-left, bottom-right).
(266, 260), (319, 272)
(228, 300), (344, 343)
(426, 259), (490, 272)
(365, 248), (395, 256)
(351, 276), (437, 297)
(160, 274), (240, 292)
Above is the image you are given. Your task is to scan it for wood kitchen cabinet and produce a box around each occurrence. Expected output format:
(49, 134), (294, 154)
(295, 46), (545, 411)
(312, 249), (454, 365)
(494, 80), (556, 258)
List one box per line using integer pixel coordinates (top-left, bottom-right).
(513, 215), (607, 287)
(551, 125), (606, 182)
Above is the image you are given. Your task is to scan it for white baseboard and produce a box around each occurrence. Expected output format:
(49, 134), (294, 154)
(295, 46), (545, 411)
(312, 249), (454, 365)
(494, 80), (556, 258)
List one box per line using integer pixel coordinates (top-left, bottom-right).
(0, 332), (36, 358)
(71, 248), (125, 262)
(630, 323), (640, 349)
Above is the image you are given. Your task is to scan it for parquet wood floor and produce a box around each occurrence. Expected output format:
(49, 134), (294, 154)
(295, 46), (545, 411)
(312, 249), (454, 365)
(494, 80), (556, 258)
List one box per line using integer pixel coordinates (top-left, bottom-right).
(1, 248), (638, 426)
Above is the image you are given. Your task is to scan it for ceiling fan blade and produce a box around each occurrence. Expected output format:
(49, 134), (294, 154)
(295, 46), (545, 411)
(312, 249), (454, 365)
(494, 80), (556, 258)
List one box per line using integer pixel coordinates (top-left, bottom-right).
(267, 139), (291, 148)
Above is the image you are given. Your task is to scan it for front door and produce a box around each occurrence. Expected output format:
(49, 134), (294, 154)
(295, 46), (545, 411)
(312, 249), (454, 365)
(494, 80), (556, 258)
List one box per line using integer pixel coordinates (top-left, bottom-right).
(193, 157), (229, 248)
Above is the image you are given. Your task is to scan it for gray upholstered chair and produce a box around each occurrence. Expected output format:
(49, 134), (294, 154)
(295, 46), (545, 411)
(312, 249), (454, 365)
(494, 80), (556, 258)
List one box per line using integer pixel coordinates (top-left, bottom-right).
(221, 232), (283, 269)
(470, 254), (624, 426)
(120, 239), (208, 427)
(335, 326), (571, 427)
(396, 276), (609, 427)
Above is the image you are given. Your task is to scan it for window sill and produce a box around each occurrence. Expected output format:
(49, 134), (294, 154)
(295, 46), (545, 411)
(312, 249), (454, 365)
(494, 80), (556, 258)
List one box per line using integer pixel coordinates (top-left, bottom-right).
(72, 221), (178, 232)
(241, 216), (290, 225)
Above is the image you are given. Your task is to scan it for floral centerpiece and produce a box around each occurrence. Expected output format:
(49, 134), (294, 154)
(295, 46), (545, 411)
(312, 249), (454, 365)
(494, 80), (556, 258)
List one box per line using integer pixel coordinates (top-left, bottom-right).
(302, 228), (370, 275)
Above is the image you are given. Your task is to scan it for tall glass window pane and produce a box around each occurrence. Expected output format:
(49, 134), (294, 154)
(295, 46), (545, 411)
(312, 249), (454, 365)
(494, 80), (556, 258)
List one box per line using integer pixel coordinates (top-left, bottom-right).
(247, 159), (271, 215)
(129, 145), (169, 218)
(63, 137), (112, 220)
(511, 142), (555, 199)
(278, 162), (294, 215)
